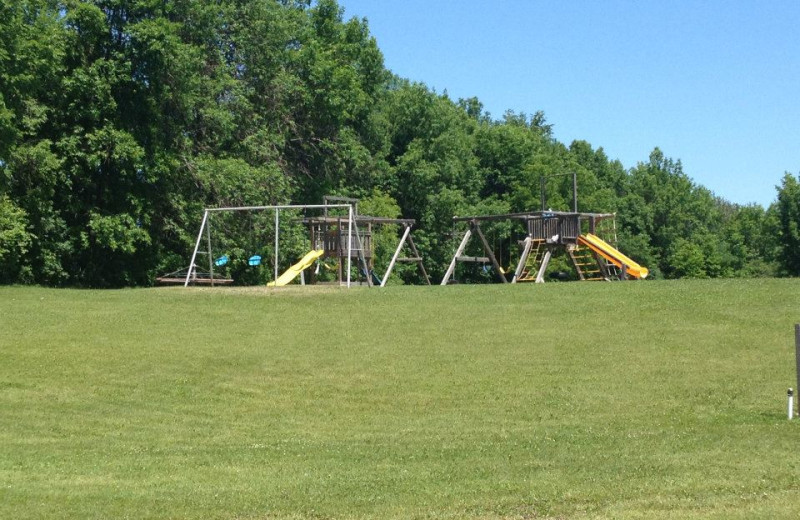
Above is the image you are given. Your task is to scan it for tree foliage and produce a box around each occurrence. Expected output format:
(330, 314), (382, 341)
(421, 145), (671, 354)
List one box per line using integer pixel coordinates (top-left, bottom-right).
(0, 0), (789, 286)
(775, 173), (800, 275)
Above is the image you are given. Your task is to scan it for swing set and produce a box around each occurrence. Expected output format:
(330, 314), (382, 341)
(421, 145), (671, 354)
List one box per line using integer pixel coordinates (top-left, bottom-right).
(176, 203), (356, 287)
(441, 173), (649, 284)
(161, 198), (431, 288)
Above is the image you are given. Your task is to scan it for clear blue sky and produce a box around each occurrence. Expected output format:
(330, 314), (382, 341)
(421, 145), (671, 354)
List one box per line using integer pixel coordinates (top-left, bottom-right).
(339, 0), (800, 208)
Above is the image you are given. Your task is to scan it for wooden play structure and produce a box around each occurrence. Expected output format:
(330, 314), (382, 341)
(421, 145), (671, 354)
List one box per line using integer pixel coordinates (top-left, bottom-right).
(441, 210), (647, 284)
(302, 196), (430, 287)
(441, 174), (648, 284)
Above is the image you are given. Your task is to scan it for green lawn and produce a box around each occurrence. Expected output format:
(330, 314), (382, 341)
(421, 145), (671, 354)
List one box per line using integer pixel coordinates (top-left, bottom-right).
(1, 280), (799, 519)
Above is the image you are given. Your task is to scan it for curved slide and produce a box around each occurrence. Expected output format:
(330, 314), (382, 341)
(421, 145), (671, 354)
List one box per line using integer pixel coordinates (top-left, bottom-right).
(577, 234), (649, 279)
(267, 250), (324, 287)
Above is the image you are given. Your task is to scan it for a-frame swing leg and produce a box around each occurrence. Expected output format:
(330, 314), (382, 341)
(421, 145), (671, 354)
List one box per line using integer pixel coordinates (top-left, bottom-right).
(472, 221), (507, 283)
(381, 224), (411, 287)
(512, 236), (533, 284)
(406, 233), (431, 285)
(535, 249), (552, 283)
(441, 228), (472, 285)
(351, 218), (372, 287)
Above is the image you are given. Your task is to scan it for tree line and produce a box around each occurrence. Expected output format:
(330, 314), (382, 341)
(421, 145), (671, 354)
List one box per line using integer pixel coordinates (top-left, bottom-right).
(1, 0), (798, 286)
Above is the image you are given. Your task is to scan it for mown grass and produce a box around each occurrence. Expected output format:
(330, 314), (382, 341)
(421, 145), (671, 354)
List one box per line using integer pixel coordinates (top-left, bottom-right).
(1, 279), (799, 519)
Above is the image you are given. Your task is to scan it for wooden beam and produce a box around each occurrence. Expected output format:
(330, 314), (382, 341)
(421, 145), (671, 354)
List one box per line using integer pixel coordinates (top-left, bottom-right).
(512, 237), (533, 284)
(472, 220), (507, 283)
(351, 217), (371, 287)
(567, 248), (585, 281)
(796, 324), (800, 417)
(456, 256), (490, 263)
(591, 250), (610, 280)
(303, 216), (416, 225)
(381, 224), (411, 287)
(441, 229), (472, 285)
(535, 249), (552, 283)
(406, 234), (431, 285)
(453, 212), (535, 222)
(452, 210), (616, 223)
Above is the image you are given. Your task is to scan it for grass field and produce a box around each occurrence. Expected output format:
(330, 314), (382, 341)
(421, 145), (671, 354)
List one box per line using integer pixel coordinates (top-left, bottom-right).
(1, 279), (799, 519)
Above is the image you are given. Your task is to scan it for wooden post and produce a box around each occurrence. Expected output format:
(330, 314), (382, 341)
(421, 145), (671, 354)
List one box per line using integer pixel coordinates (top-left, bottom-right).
(512, 237), (533, 284)
(535, 249), (552, 283)
(472, 220), (507, 283)
(335, 217), (342, 284)
(406, 233), (431, 285)
(795, 324), (800, 417)
(381, 224), (411, 287)
(368, 223), (373, 272)
(352, 217), (371, 287)
(567, 247), (585, 281)
(591, 249), (609, 280)
(309, 224), (317, 285)
(441, 228), (472, 285)
(572, 171), (578, 212)
(540, 176), (546, 211)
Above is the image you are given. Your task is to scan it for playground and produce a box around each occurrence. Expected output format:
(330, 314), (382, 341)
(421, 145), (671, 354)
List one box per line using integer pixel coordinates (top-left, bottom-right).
(2, 279), (799, 519)
(161, 181), (649, 289)
(160, 196), (430, 288)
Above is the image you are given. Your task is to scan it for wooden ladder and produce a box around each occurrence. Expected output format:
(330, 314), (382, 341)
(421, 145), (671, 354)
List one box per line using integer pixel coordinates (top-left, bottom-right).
(594, 218), (621, 279)
(569, 244), (604, 281)
(516, 239), (547, 282)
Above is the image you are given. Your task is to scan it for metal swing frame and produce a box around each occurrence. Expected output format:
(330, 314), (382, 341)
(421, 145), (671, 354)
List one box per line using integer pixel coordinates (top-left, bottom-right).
(184, 204), (356, 288)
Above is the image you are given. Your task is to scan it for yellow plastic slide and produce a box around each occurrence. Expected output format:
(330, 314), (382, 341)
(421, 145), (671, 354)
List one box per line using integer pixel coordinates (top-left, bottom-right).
(577, 234), (649, 279)
(267, 249), (324, 287)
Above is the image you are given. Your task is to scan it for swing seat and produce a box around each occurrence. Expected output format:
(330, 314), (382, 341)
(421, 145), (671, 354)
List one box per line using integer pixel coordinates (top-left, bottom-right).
(248, 255), (262, 266)
(214, 255), (229, 267)
(360, 268), (383, 286)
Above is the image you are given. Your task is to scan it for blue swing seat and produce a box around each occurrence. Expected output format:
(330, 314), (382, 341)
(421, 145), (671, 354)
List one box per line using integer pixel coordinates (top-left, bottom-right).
(214, 255), (229, 267)
(248, 255), (262, 266)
